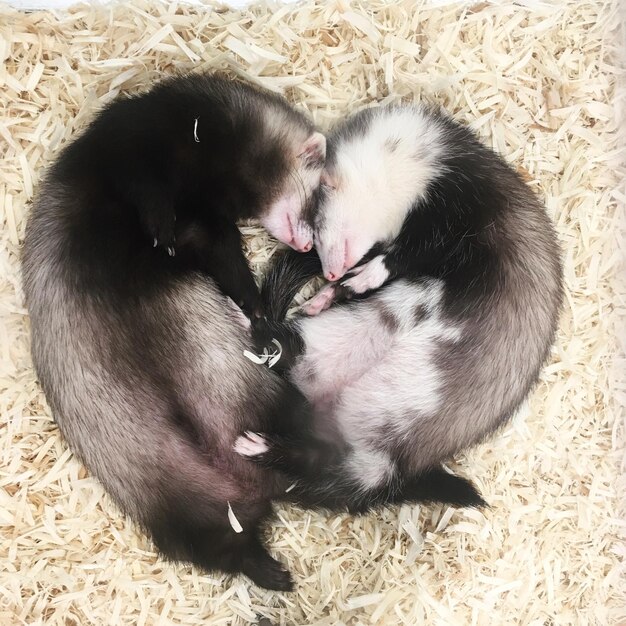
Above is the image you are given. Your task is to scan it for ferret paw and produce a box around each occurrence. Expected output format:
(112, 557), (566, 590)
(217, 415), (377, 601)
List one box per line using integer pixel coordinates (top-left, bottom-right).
(255, 556), (293, 592)
(139, 207), (177, 256)
(234, 432), (269, 458)
(340, 255), (389, 295)
(150, 228), (176, 256)
(300, 284), (336, 316)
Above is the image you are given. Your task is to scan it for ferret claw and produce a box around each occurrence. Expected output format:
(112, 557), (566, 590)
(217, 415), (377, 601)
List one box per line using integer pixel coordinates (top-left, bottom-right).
(242, 339), (281, 367)
(153, 238), (158, 247)
(167, 246), (175, 257)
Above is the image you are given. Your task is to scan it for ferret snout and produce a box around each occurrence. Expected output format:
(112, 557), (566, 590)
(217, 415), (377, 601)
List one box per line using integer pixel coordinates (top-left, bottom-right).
(288, 217), (313, 252)
(260, 198), (313, 252)
(290, 239), (313, 253)
(290, 230), (313, 253)
(319, 239), (350, 282)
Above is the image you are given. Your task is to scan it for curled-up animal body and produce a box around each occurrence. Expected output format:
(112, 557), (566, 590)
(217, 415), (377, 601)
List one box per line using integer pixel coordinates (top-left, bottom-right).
(241, 104), (563, 513)
(22, 72), (328, 591)
(46, 72), (325, 317)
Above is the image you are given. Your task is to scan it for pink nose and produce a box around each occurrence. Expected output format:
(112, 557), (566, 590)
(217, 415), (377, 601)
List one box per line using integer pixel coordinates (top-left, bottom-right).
(325, 271), (338, 281)
(290, 238), (313, 253)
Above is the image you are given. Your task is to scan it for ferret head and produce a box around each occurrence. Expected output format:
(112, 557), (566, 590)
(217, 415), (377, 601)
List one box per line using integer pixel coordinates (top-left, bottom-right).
(312, 106), (446, 281)
(258, 129), (326, 253)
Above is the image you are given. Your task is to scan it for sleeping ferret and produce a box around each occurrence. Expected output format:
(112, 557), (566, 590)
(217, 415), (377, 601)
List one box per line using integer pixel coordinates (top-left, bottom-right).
(22, 72), (327, 590)
(236, 104), (563, 513)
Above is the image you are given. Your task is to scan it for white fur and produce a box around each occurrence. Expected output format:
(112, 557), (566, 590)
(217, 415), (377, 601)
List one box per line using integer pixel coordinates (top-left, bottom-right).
(261, 193), (314, 252)
(341, 255), (389, 294)
(293, 298), (396, 413)
(315, 107), (447, 280)
(346, 447), (396, 490)
(293, 279), (463, 485)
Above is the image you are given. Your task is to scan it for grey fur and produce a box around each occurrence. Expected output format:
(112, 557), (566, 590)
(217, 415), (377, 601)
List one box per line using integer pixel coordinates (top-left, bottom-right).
(23, 180), (287, 533)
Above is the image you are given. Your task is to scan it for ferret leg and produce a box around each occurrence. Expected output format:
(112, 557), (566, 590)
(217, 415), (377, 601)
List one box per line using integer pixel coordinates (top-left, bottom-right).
(340, 254), (390, 295)
(151, 500), (292, 591)
(240, 535), (293, 592)
(189, 217), (262, 318)
(300, 283), (337, 315)
(128, 179), (176, 250)
(391, 467), (486, 508)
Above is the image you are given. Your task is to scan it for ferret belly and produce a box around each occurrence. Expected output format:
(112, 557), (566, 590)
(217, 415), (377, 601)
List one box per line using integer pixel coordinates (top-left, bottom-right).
(292, 280), (463, 468)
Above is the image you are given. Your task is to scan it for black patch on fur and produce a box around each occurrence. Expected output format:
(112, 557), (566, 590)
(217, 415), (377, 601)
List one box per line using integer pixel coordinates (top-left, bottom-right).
(413, 304), (428, 325)
(259, 248), (322, 321)
(324, 107), (378, 168)
(379, 305), (400, 332)
(300, 184), (322, 229)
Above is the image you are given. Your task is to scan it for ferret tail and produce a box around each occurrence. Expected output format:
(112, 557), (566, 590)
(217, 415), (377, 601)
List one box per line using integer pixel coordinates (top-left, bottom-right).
(307, 467), (487, 513)
(366, 467), (487, 511)
(260, 248), (322, 322)
(272, 467), (486, 513)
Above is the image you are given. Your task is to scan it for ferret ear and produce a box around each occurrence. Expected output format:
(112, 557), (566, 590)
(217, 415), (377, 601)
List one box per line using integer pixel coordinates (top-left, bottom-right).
(298, 132), (326, 166)
(320, 170), (336, 190)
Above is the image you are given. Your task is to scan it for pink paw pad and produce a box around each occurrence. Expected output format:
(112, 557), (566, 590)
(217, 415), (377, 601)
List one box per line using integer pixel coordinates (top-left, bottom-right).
(233, 432), (269, 457)
(301, 285), (336, 316)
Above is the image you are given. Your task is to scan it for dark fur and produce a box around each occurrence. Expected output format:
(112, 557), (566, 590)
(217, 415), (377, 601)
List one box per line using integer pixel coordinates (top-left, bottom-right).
(51, 72), (318, 316)
(22, 72), (326, 590)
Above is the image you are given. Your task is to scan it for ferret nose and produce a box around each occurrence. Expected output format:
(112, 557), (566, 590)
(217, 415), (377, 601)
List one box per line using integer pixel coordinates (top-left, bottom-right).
(325, 271), (338, 281)
(291, 236), (313, 252)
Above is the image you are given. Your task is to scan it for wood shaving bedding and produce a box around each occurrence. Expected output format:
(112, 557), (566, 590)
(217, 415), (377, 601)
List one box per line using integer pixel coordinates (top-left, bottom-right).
(0, 1), (624, 624)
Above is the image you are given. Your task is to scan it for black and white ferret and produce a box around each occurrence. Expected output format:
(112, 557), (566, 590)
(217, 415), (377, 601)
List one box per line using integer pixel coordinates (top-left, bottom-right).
(237, 104), (563, 513)
(22, 73), (328, 591)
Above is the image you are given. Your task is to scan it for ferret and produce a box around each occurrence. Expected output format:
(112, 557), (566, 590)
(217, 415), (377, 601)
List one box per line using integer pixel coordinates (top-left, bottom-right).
(236, 104), (563, 512)
(21, 72), (327, 590)
(41, 72), (323, 317)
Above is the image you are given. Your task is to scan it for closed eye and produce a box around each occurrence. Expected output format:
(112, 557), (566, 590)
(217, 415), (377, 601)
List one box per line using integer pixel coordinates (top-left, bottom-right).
(285, 212), (295, 243)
